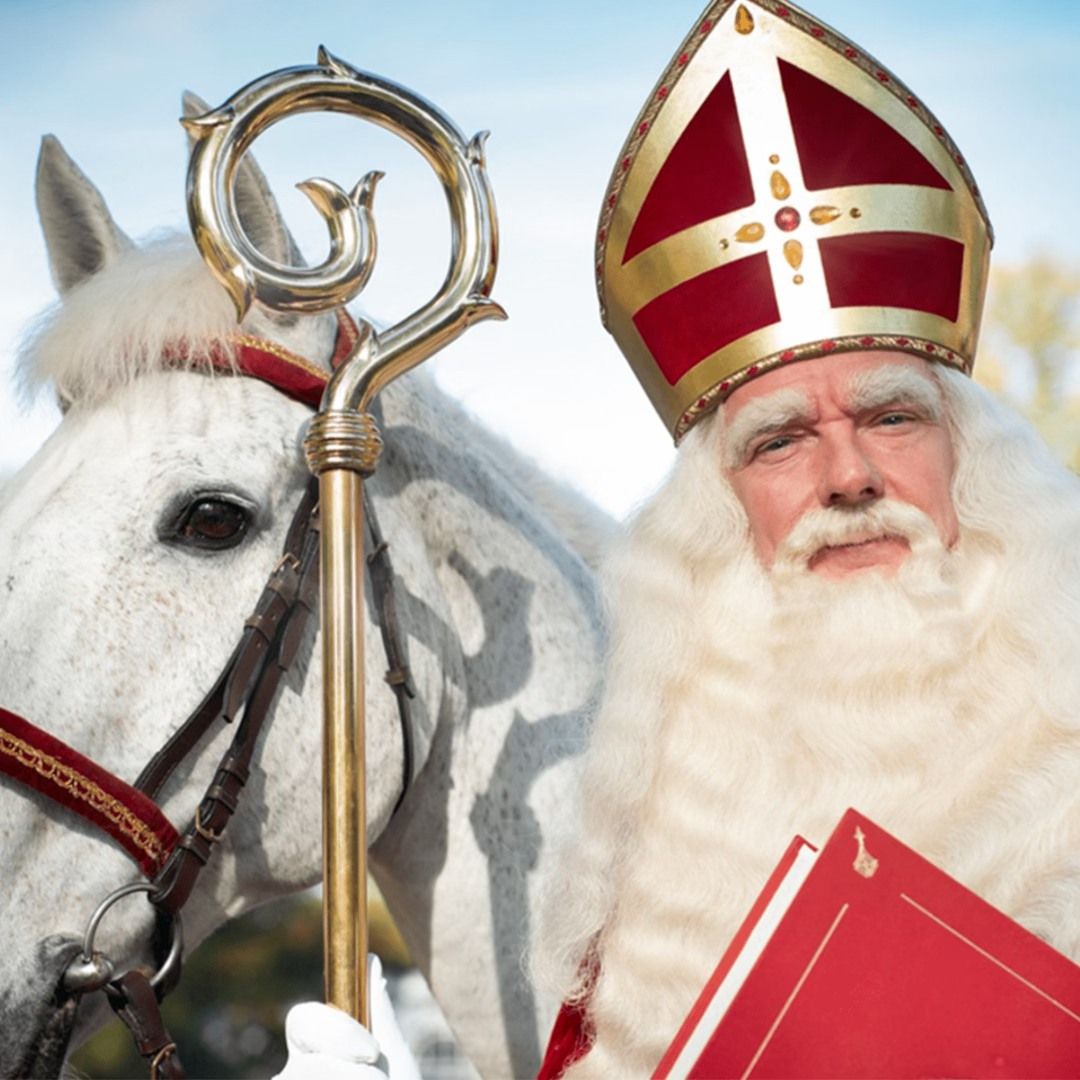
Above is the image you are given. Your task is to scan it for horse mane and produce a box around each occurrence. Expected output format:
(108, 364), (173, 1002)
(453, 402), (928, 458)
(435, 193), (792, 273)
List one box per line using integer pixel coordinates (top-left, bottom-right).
(18, 231), (618, 568)
(18, 233), (248, 406)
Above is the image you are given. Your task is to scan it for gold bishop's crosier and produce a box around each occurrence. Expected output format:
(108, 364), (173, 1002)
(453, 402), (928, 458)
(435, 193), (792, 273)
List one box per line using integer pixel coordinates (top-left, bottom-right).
(183, 47), (504, 1024)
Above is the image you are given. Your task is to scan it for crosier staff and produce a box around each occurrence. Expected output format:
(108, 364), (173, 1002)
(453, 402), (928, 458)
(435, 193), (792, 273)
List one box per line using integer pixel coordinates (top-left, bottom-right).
(183, 47), (504, 1025)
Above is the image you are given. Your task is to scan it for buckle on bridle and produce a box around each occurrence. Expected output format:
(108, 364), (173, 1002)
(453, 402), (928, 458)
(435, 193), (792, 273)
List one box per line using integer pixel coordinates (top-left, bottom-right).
(274, 551), (301, 573)
(193, 805), (223, 844)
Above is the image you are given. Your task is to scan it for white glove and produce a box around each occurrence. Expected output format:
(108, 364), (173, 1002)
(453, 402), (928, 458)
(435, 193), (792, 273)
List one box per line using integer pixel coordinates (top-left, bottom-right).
(273, 955), (421, 1080)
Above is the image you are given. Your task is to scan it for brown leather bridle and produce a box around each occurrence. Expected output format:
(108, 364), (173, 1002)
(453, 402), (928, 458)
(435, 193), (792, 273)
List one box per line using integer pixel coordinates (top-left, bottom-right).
(0, 311), (418, 1078)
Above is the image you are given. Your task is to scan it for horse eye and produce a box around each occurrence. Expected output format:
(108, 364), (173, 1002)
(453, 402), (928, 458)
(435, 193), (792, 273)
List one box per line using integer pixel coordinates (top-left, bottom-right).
(169, 496), (252, 551)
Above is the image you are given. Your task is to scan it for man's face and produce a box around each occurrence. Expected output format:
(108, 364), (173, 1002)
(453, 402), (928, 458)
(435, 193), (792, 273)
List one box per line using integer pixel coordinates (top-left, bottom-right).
(721, 351), (959, 579)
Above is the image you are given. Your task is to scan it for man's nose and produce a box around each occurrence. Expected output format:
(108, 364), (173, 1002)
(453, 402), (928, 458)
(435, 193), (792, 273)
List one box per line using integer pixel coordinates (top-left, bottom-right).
(817, 429), (883, 507)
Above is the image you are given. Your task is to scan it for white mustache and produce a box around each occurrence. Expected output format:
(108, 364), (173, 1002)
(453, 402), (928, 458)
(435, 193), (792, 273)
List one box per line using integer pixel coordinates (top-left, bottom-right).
(774, 499), (943, 569)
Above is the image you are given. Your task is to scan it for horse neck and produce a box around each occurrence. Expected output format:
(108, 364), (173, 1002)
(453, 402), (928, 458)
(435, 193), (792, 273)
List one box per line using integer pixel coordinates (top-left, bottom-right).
(366, 371), (607, 1078)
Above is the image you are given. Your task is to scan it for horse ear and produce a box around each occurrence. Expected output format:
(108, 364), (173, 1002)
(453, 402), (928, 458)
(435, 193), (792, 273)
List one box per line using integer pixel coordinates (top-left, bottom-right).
(182, 90), (306, 270)
(35, 135), (134, 295)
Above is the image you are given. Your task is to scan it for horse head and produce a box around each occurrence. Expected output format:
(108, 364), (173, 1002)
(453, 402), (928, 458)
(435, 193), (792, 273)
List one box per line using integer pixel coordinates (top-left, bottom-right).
(0, 105), (449, 1075)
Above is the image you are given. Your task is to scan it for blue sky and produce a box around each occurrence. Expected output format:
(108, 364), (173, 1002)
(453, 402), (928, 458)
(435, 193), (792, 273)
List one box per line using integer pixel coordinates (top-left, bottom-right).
(2, 0), (1077, 515)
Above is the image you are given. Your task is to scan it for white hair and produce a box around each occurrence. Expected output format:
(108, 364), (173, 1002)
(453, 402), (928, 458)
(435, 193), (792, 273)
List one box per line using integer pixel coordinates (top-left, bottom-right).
(533, 366), (1080, 1076)
(17, 234), (337, 407)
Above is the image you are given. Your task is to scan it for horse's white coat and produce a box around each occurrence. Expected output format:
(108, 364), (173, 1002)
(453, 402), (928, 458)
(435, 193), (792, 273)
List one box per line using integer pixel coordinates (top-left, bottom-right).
(0, 134), (612, 1077)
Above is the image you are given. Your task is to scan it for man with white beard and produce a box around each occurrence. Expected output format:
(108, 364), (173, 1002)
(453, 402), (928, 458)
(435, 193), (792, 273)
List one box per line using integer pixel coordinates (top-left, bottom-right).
(274, 2), (1080, 1077)
(531, 1), (1080, 1077)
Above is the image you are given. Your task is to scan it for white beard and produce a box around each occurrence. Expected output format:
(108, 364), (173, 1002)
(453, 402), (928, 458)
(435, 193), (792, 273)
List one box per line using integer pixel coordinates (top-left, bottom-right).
(537, 374), (1080, 1079)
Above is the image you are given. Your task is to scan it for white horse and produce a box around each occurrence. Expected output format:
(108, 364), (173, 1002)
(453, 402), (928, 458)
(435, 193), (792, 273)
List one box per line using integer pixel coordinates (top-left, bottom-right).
(0, 115), (613, 1078)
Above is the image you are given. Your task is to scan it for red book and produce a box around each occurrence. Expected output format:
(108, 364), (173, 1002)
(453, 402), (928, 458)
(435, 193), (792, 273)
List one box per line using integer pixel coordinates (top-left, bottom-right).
(655, 809), (1080, 1079)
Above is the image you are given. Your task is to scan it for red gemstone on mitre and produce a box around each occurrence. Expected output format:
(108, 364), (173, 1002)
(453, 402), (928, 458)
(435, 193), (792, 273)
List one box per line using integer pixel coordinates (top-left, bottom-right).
(719, 380), (731, 392)
(658, 86), (669, 99)
(781, 350), (796, 362)
(844, 47), (858, 59)
(638, 121), (650, 135)
(925, 343), (936, 353)
(811, 26), (824, 37)
(896, 337), (910, 346)
(775, 206), (801, 231)
(677, 52), (690, 66)
(747, 365), (760, 376)
(821, 340), (837, 351)
(860, 336), (875, 346)
(699, 19), (713, 33)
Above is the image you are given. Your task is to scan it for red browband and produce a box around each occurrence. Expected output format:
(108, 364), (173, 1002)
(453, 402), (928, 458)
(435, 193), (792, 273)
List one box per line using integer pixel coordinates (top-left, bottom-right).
(164, 307), (359, 407)
(0, 309), (358, 876)
(0, 707), (179, 876)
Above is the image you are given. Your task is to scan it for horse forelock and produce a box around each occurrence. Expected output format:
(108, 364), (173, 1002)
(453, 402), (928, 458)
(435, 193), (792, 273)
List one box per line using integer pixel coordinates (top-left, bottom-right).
(18, 232), (333, 408)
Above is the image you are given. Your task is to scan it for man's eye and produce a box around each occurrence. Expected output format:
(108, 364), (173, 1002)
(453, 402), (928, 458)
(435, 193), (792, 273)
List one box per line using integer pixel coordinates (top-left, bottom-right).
(755, 435), (793, 456)
(876, 412), (914, 427)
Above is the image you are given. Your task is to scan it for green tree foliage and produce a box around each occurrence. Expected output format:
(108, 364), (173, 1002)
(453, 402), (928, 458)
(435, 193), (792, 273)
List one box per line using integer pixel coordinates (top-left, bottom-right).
(978, 257), (1080, 468)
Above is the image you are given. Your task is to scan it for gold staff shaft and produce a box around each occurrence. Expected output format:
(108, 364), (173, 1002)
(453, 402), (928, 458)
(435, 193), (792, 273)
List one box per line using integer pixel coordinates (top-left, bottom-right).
(304, 404), (383, 1022)
(320, 467), (368, 1022)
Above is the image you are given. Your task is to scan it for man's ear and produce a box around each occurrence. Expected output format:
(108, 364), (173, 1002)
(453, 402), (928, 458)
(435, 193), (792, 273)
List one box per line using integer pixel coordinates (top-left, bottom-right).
(181, 90), (306, 270)
(35, 135), (134, 295)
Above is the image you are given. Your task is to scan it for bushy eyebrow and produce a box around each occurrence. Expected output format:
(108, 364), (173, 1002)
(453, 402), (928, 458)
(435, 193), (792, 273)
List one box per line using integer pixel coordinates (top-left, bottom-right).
(722, 388), (812, 467)
(845, 365), (943, 419)
(721, 364), (944, 467)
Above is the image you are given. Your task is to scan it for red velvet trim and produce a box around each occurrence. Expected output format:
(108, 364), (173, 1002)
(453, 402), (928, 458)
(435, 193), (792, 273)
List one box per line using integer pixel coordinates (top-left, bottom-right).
(226, 309), (360, 404)
(229, 345), (328, 408)
(0, 707), (179, 876)
(537, 998), (593, 1080)
(537, 945), (602, 1078)
(163, 309), (362, 409)
(820, 232), (964, 321)
(780, 60), (950, 193)
(632, 253), (780, 385)
(329, 308), (360, 370)
(624, 71), (754, 263)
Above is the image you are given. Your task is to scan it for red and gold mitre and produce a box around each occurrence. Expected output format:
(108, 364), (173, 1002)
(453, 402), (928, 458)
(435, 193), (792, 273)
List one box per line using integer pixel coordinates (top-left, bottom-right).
(597, 0), (993, 441)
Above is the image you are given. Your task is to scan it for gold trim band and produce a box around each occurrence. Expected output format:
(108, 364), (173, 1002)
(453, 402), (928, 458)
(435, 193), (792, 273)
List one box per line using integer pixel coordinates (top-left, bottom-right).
(0, 728), (170, 868)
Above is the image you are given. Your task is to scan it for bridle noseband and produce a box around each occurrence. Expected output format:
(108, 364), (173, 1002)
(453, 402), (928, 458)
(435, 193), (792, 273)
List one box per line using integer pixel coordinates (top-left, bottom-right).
(0, 310), (418, 1079)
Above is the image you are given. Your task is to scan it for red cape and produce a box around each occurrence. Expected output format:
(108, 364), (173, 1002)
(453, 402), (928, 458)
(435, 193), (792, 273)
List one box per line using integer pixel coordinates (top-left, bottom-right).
(537, 998), (593, 1079)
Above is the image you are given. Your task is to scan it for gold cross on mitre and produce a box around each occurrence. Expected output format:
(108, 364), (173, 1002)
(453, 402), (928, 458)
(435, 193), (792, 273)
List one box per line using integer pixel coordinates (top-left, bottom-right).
(597, 0), (992, 441)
